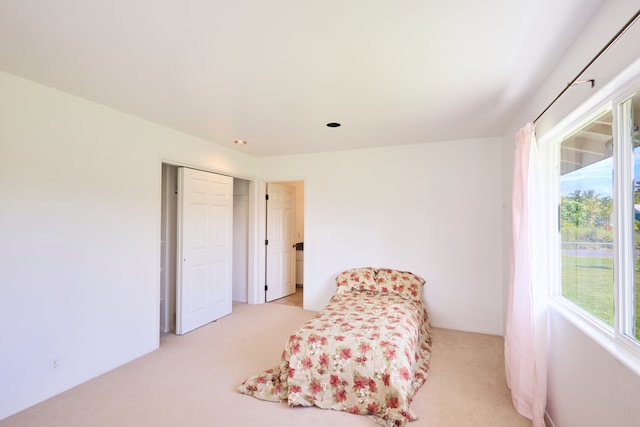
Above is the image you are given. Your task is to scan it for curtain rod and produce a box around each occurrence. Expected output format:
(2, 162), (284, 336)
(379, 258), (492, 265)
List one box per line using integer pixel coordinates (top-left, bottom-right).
(533, 8), (640, 124)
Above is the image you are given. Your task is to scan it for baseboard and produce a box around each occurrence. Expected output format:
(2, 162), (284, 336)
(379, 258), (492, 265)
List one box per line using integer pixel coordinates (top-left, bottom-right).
(545, 411), (556, 427)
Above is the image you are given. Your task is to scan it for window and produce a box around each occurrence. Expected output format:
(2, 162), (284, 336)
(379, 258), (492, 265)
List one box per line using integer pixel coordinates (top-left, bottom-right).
(558, 90), (640, 343)
(560, 110), (614, 326)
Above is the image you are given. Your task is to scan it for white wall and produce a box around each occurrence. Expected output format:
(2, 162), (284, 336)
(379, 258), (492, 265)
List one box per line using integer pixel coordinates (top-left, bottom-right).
(260, 138), (504, 335)
(502, 2), (640, 426)
(0, 68), (505, 419)
(546, 309), (640, 427)
(0, 70), (258, 419)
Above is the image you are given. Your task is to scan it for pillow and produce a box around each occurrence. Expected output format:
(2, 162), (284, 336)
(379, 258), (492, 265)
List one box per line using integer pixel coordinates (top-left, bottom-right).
(375, 268), (425, 301)
(335, 267), (377, 293)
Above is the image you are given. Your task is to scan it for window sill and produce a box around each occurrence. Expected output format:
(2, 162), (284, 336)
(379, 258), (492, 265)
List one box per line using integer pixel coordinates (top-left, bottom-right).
(548, 297), (640, 376)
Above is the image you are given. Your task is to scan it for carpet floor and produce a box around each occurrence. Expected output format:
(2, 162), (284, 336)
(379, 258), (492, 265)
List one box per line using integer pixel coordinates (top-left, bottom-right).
(0, 302), (531, 427)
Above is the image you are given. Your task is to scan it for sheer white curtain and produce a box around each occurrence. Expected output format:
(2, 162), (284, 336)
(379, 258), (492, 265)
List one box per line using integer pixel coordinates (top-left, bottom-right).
(504, 122), (547, 427)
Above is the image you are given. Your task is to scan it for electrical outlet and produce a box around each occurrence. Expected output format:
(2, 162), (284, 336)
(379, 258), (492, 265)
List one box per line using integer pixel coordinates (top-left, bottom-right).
(49, 358), (59, 373)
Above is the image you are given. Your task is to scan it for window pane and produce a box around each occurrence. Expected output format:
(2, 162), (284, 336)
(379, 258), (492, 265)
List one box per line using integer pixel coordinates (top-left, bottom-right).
(560, 110), (614, 327)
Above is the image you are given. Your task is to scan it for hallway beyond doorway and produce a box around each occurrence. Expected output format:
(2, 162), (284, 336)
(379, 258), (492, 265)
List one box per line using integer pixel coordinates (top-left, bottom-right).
(270, 287), (303, 307)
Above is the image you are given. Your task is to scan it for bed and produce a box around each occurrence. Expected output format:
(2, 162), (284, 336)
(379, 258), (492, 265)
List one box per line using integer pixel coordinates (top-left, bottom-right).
(239, 267), (432, 427)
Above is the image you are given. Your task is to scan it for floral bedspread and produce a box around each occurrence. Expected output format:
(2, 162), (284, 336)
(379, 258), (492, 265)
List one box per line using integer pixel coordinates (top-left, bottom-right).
(239, 291), (432, 426)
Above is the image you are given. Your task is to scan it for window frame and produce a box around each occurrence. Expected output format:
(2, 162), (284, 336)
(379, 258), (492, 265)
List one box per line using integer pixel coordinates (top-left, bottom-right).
(540, 58), (640, 368)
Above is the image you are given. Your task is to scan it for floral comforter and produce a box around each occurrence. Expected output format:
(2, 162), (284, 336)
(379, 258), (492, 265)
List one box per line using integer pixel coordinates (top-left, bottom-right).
(239, 291), (432, 426)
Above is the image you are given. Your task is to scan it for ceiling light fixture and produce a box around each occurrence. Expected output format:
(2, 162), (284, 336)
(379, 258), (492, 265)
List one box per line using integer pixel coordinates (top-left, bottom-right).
(326, 122), (341, 128)
(234, 139), (247, 145)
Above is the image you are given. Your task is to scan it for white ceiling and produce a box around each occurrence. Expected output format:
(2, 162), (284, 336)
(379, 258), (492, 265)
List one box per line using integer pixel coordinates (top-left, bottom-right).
(0, 0), (605, 157)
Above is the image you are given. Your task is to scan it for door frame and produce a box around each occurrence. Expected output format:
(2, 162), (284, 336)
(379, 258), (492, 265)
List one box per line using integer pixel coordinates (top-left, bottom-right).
(158, 159), (260, 335)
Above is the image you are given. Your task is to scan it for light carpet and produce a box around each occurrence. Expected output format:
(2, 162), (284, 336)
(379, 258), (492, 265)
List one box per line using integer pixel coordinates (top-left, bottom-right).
(0, 302), (531, 427)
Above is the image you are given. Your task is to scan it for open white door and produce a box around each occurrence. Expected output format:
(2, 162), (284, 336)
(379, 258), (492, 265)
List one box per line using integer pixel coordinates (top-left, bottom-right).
(176, 167), (233, 335)
(265, 183), (296, 302)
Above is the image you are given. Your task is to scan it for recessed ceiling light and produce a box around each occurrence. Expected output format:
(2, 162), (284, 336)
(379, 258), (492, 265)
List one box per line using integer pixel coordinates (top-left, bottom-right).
(326, 122), (341, 128)
(234, 139), (247, 145)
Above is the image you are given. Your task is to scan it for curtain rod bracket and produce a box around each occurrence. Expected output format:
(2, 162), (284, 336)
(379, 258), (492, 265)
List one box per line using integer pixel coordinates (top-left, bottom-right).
(570, 79), (595, 88)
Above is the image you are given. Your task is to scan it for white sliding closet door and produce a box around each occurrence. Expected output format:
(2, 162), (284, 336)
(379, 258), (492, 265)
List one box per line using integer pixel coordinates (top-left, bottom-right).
(176, 167), (233, 334)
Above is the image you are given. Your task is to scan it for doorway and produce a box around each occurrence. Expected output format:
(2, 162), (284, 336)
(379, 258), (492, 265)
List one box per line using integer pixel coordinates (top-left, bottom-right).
(159, 163), (252, 334)
(266, 180), (304, 307)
